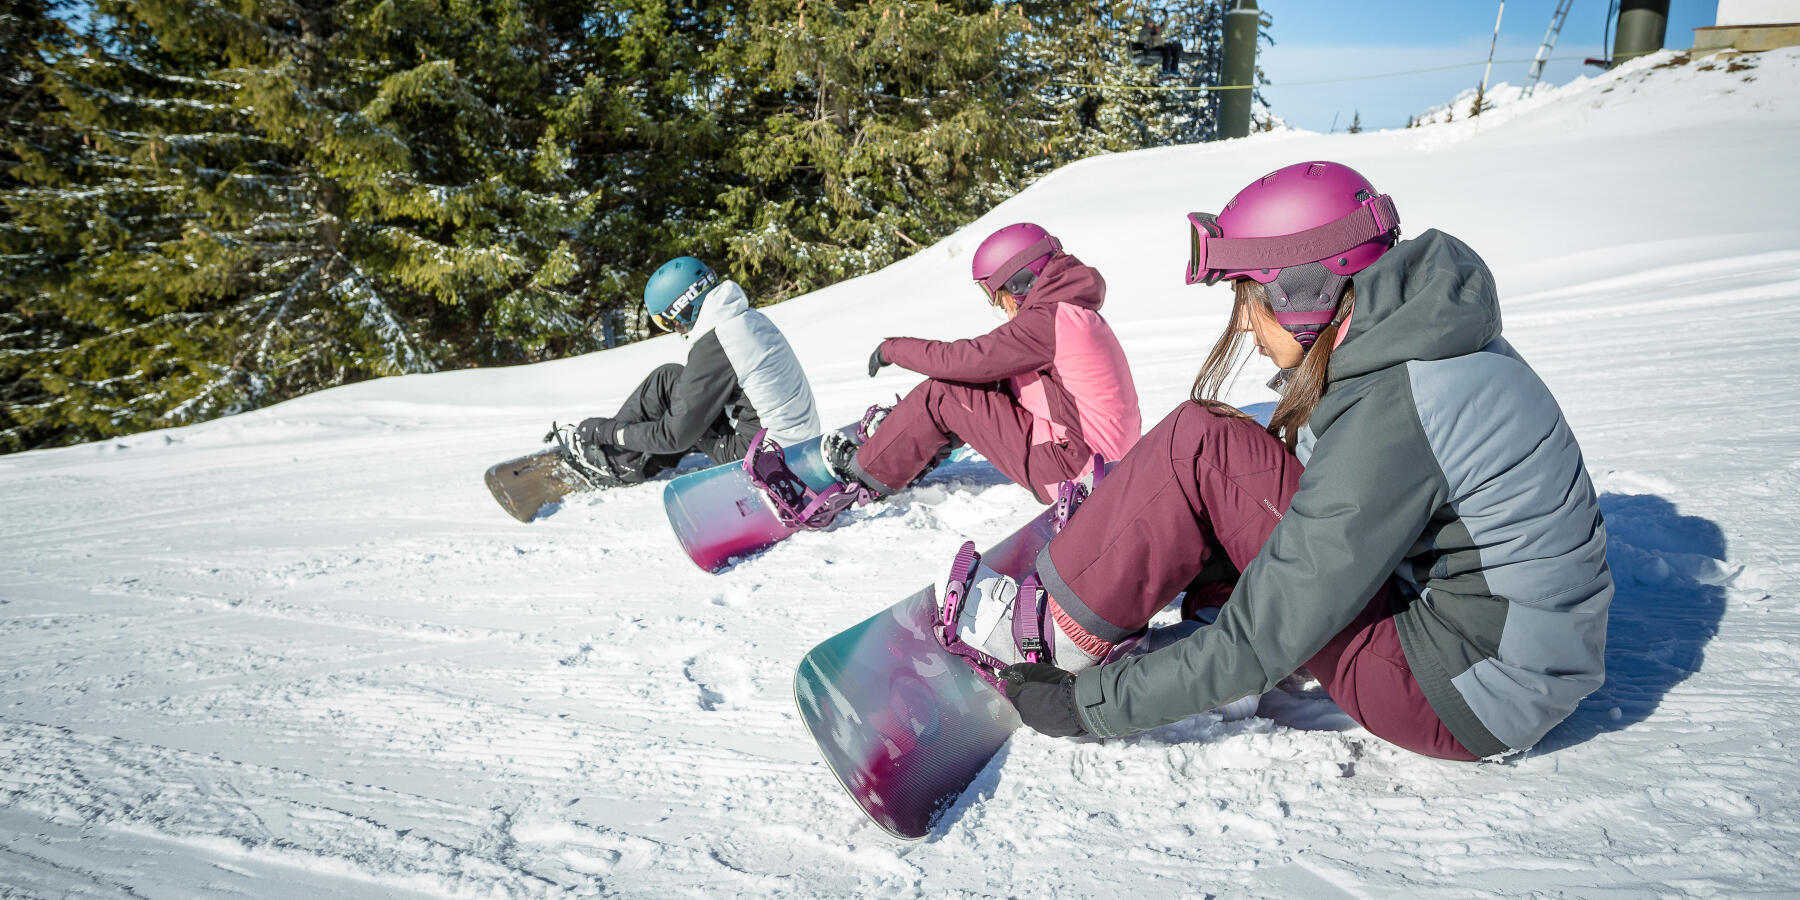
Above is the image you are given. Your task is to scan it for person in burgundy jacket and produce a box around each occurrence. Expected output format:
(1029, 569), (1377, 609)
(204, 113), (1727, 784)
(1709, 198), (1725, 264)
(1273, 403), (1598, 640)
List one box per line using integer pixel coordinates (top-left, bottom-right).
(824, 223), (1143, 504)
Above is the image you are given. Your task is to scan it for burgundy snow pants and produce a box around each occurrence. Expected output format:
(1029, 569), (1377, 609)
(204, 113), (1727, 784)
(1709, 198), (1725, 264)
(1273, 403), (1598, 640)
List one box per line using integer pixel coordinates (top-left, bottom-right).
(1042, 403), (1476, 761)
(853, 378), (1091, 504)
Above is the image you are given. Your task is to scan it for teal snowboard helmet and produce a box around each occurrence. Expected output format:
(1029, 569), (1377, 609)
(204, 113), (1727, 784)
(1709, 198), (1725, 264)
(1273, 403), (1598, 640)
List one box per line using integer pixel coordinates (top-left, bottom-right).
(644, 256), (719, 333)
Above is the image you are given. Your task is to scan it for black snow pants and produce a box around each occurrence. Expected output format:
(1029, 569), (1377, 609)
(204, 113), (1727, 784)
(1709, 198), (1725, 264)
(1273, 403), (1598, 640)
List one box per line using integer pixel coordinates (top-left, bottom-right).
(604, 363), (756, 481)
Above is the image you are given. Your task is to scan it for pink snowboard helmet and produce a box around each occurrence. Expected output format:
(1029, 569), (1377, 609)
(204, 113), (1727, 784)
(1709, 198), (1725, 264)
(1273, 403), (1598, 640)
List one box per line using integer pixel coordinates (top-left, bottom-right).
(972, 223), (1062, 302)
(1186, 161), (1401, 347)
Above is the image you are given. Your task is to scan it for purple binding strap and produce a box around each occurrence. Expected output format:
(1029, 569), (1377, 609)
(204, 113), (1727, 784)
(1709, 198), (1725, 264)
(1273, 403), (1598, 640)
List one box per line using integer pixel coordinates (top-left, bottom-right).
(743, 429), (873, 530)
(1050, 454), (1106, 533)
(1010, 573), (1052, 664)
(933, 542), (1012, 691)
(853, 399), (897, 445)
(1051, 480), (1086, 534)
(935, 556), (1061, 690)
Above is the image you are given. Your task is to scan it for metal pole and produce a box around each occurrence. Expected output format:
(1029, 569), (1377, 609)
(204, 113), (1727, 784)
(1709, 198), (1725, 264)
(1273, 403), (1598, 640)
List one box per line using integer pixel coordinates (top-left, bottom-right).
(1614, 0), (1669, 64)
(1475, 0), (1505, 136)
(1219, 0), (1258, 140)
(1524, 0), (1574, 97)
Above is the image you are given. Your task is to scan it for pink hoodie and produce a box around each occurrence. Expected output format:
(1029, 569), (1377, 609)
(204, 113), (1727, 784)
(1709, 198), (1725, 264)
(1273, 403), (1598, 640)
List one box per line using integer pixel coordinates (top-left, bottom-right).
(880, 254), (1142, 493)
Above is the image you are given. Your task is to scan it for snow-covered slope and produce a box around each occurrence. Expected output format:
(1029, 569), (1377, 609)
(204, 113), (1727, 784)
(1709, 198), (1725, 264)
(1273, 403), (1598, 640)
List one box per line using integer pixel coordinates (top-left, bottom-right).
(3, 49), (1798, 897)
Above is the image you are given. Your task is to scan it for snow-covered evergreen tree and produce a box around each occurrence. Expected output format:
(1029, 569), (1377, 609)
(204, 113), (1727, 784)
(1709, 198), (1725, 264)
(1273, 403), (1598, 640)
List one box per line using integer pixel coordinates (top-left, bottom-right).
(698, 0), (1042, 299)
(1, 0), (168, 447)
(1, 0), (583, 443)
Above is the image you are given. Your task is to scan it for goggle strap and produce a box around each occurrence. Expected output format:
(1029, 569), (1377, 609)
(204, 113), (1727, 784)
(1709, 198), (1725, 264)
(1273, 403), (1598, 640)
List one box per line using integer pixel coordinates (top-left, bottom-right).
(1194, 194), (1398, 275)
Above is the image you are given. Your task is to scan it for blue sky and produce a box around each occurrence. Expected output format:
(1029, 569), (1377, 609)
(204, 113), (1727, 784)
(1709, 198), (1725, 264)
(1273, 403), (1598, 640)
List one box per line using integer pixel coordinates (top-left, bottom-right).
(1255, 1), (1720, 131)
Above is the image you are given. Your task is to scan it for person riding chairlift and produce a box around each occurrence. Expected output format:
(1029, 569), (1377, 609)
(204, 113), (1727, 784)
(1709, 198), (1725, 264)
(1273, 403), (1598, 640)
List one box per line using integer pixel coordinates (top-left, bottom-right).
(1131, 14), (1182, 77)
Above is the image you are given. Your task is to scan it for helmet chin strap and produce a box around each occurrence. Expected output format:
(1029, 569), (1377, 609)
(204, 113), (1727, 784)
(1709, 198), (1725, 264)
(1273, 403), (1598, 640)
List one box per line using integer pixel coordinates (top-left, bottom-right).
(1266, 294), (1354, 394)
(1264, 263), (1351, 350)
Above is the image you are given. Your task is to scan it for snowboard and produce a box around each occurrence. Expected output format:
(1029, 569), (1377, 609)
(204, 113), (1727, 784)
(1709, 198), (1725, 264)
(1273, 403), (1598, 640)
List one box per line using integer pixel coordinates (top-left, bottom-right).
(792, 494), (1064, 840)
(484, 448), (597, 522)
(663, 427), (846, 572)
(663, 424), (972, 573)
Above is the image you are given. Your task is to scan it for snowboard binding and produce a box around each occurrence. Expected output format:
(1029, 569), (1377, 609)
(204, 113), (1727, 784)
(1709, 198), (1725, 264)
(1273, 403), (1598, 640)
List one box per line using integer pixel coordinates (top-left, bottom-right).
(933, 542), (1042, 692)
(932, 459), (1134, 692)
(743, 428), (876, 531)
(543, 421), (617, 489)
(853, 399), (897, 444)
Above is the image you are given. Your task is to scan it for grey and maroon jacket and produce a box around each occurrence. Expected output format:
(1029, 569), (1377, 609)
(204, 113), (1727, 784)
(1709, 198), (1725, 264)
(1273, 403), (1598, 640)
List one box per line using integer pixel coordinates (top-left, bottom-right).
(1071, 230), (1613, 757)
(612, 281), (821, 455)
(880, 254), (1143, 495)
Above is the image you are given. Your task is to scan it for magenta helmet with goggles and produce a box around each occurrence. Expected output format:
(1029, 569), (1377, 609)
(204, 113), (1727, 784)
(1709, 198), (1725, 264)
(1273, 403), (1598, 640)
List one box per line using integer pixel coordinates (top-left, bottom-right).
(972, 222), (1062, 301)
(1186, 161), (1400, 348)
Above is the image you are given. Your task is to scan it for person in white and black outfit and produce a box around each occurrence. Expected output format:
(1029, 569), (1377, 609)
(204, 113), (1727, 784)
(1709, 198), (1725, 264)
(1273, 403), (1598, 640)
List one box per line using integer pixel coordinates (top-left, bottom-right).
(561, 257), (821, 486)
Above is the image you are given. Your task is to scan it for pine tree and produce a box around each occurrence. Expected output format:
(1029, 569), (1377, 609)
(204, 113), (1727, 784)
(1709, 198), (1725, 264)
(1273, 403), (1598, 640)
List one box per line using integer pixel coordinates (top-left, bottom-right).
(1347, 110), (1362, 133)
(3, 0), (583, 443)
(1018, 2), (1169, 161)
(0, 0), (81, 450)
(533, 1), (740, 342)
(702, 0), (1051, 299)
(1, 0), (203, 443)
(1469, 81), (1491, 119)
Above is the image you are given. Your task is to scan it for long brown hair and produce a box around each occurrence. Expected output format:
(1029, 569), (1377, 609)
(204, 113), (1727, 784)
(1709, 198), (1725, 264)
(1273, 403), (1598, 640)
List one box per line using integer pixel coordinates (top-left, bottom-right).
(1188, 279), (1355, 450)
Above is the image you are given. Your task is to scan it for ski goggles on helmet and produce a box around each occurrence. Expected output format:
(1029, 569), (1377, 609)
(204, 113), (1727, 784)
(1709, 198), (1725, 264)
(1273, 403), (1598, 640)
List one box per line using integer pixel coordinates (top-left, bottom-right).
(650, 270), (718, 332)
(1185, 192), (1399, 286)
(975, 235), (1061, 303)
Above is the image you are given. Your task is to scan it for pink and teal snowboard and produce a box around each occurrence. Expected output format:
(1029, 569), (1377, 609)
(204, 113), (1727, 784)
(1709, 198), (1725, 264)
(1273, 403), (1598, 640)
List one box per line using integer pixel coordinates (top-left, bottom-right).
(663, 428), (847, 572)
(793, 503), (1060, 840)
(663, 425), (972, 573)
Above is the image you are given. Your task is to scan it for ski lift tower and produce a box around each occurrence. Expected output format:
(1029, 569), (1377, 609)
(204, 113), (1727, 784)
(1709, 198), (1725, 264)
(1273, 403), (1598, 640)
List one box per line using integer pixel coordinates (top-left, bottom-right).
(1522, 0), (1575, 97)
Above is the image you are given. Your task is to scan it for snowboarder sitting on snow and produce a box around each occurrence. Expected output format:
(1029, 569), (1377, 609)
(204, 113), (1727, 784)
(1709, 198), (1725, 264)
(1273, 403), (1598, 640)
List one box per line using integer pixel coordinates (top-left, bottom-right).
(823, 223), (1142, 505)
(560, 257), (822, 486)
(942, 161), (1613, 761)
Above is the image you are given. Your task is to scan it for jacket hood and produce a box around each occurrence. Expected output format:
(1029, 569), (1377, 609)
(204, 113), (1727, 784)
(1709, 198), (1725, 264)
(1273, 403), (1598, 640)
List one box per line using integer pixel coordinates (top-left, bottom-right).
(685, 280), (749, 342)
(1019, 253), (1105, 313)
(1329, 229), (1501, 384)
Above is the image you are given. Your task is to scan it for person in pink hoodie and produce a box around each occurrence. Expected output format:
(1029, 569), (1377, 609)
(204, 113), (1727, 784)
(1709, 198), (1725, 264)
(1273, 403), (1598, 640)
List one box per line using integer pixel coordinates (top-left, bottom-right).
(824, 223), (1142, 504)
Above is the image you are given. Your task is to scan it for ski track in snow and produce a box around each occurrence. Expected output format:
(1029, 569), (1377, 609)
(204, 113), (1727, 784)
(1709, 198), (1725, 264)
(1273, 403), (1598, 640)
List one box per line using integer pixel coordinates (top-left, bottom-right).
(4, 49), (1800, 897)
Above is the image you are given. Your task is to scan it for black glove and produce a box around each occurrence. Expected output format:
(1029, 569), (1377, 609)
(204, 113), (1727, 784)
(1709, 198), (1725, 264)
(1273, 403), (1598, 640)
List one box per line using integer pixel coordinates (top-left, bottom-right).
(577, 416), (616, 447)
(1001, 662), (1087, 738)
(867, 344), (890, 378)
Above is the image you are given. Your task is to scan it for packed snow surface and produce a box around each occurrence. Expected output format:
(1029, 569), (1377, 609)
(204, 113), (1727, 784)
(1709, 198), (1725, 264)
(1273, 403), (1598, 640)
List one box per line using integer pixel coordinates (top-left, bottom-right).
(4, 50), (1799, 897)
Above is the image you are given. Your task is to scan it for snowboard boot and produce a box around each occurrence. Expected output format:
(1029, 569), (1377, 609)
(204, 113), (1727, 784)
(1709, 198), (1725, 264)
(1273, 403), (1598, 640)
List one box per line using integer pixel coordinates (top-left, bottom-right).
(545, 422), (628, 489)
(934, 542), (1119, 676)
(822, 430), (889, 497)
(820, 399), (895, 490)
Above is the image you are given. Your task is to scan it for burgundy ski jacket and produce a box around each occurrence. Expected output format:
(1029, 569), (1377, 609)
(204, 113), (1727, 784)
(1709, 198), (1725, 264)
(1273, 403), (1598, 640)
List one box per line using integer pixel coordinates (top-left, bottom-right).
(878, 254), (1143, 495)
